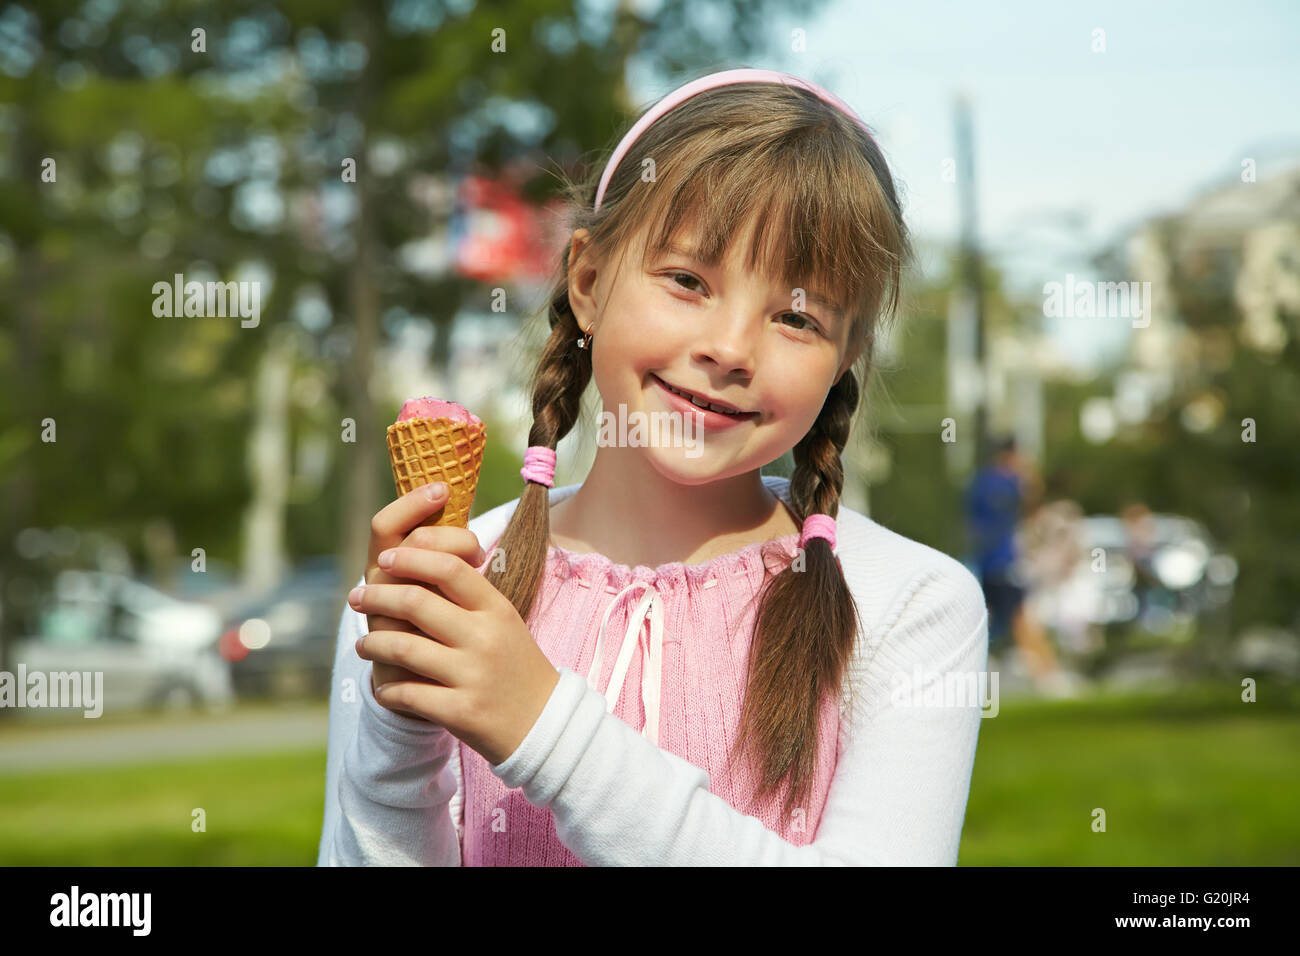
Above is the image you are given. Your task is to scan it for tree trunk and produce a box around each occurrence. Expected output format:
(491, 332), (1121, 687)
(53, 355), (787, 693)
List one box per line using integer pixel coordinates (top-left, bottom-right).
(241, 324), (295, 598)
(339, 4), (384, 599)
(0, 248), (39, 724)
(341, 197), (382, 592)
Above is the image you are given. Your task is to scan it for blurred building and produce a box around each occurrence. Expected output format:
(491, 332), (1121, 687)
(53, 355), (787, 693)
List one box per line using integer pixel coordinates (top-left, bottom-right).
(1097, 164), (1300, 431)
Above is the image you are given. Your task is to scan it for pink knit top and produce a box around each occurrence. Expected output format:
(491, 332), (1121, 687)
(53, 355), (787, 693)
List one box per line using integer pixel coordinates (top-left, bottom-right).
(456, 531), (843, 866)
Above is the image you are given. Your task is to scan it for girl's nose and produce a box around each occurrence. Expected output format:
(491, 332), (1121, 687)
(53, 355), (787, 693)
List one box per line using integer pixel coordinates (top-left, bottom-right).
(694, 315), (758, 378)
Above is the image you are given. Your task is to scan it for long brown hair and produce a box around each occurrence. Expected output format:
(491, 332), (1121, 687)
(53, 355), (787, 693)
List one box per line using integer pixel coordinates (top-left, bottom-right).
(486, 75), (913, 821)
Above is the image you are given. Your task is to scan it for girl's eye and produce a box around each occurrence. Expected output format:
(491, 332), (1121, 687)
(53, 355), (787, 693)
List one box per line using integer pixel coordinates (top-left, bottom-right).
(780, 312), (822, 336)
(668, 271), (703, 293)
(665, 271), (822, 337)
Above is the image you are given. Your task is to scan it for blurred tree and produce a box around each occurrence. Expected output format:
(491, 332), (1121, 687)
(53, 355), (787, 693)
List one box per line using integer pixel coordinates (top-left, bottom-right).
(866, 249), (1025, 559)
(0, 0), (825, 705)
(1042, 206), (1300, 631)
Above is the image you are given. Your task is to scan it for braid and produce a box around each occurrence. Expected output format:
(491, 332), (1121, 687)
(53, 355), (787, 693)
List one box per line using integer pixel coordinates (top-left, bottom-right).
(528, 289), (591, 449)
(790, 370), (860, 520)
(728, 367), (865, 823)
(485, 283), (592, 625)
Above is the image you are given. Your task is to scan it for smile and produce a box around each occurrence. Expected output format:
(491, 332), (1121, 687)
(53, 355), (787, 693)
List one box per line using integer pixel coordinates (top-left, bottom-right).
(651, 375), (758, 419)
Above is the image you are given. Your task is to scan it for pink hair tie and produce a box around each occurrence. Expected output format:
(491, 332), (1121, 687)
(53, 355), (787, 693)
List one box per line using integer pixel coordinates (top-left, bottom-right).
(799, 513), (837, 551)
(595, 68), (875, 212)
(520, 445), (557, 488)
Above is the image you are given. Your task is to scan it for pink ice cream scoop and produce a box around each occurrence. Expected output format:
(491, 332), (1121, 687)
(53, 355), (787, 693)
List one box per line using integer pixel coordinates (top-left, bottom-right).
(396, 397), (483, 427)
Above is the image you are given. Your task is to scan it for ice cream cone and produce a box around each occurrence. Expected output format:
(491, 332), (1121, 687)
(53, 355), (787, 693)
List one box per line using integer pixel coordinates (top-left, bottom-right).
(386, 417), (487, 528)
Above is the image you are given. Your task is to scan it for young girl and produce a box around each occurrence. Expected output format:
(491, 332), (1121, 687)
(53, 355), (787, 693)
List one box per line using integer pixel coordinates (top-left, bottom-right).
(319, 68), (989, 866)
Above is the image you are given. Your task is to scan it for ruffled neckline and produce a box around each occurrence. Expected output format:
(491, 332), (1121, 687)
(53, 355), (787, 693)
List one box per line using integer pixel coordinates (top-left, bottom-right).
(547, 529), (803, 591)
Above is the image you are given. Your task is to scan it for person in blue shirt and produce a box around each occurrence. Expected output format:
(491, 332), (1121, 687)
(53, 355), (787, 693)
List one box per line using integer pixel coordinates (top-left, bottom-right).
(965, 435), (1033, 653)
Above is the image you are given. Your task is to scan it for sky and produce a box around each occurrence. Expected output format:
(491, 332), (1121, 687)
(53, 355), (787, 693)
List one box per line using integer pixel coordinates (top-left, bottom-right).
(626, 0), (1300, 369)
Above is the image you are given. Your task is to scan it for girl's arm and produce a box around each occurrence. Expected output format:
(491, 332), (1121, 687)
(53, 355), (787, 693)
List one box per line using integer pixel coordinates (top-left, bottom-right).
(486, 565), (988, 866)
(318, 578), (464, 866)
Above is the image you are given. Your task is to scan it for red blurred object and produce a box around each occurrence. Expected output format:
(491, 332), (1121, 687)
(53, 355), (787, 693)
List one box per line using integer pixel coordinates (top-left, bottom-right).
(219, 627), (250, 663)
(453, 174), (567, 282)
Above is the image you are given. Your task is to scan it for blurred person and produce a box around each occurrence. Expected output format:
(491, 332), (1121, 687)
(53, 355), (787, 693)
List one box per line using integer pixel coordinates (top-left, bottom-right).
(965, 437), (1072, 693)
(1120, 502), (1160, 627)
(965, 435), (1029, 654)
(1019, 472), (1102, 660)
(321, 69), (988, 867)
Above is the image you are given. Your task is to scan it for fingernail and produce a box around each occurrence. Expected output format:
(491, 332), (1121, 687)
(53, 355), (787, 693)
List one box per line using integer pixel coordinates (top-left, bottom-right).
(348, 586), (365, 606)
(377, 549), (395, 569)
(426, 482), (447, 501)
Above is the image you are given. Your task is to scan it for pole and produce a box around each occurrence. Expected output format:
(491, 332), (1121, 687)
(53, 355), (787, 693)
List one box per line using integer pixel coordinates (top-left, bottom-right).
(954, 95), (988, 467)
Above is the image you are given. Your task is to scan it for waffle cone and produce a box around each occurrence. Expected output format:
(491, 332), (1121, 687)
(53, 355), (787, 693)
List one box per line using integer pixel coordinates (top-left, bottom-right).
(386, 418), (487, 528)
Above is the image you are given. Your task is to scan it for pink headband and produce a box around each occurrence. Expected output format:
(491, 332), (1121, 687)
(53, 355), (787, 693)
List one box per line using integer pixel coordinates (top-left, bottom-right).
(594, 68), (875, 212)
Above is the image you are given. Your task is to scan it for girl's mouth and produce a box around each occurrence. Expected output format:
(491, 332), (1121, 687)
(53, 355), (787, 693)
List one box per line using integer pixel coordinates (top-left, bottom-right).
(650, 374), (760, 426)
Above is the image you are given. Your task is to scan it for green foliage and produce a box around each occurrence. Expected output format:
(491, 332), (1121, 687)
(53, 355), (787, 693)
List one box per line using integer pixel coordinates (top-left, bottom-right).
(0, 0), (823, 671)
(864, 254), (1023, 560)
(1041, 328), (1300, 629)
(868, 237), (1300, 632)
(870, 431), (966, 558)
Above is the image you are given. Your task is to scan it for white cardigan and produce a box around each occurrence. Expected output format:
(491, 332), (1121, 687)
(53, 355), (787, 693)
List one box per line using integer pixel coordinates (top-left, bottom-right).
(318, 476), (989, 866)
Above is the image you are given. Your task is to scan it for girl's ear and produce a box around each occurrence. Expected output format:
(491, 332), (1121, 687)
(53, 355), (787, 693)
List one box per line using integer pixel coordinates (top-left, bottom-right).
(837, 336), (866, 380)
(567, 228), (599, 332)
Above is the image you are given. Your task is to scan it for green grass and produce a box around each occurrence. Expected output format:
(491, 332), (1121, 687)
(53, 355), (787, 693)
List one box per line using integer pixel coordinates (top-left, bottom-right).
(960, 682), (1300, 865)
(1, 683), (1296, 865)
(0, 749), (326, 866)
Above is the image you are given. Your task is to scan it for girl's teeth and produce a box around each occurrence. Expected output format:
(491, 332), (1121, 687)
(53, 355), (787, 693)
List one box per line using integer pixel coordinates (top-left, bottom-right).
(668, 384), (739, 415)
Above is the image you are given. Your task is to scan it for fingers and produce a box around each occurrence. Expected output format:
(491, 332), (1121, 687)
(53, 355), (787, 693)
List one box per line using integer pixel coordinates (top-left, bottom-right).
(372, 659), (433, 692)
(368, 679), (454, 726)
(373, 547), (494, 613)
(399, 525), (487, 569)
(349, 581), (475, 647)
(356, 628), (456, 685)
(362, 566), (420, 633)
(370, 482), (451, 553)
(366, 608), (414, 639)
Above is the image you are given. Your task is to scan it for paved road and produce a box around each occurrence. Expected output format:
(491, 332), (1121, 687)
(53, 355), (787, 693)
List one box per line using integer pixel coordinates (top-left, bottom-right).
(0, 704), (330, 774)
(0, 655), (1108, 776)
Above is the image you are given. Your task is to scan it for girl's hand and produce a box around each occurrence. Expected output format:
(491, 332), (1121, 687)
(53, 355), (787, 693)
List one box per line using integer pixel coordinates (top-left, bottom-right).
(364, 482), (476, 705)
(350, 545), (561, 766)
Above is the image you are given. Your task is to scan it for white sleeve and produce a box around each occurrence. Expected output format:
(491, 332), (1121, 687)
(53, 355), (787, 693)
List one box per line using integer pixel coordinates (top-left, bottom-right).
(317, 578), (464, 867)
(487, 565), (989, 866)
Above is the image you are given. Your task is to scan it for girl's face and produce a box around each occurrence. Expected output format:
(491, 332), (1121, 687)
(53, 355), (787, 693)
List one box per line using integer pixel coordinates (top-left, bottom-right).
(568, 221), (861, 485)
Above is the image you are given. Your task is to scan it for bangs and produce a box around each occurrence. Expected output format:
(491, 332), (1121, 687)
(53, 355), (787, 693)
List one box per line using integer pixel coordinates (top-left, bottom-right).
(630, 127), (899, 336)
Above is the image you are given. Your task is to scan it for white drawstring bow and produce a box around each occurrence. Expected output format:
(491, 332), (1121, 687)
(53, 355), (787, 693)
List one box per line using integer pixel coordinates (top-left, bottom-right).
(585, 580), (665, 747)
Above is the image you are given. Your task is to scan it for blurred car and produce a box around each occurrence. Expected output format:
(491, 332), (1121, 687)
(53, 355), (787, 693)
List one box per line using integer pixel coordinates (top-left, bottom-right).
(163, 556), (252, 621)
(221, 556), (344, 699)
(14, 570), (233, 715)
(1073, 514), (1237, 636)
